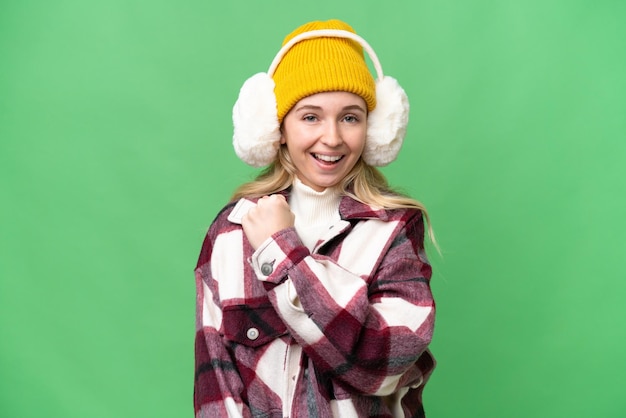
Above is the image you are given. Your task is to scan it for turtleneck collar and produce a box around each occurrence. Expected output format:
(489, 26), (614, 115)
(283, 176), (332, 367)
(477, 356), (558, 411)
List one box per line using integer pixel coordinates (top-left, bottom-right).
(288, 178), (341, 250)
(289, 178), (341, 224)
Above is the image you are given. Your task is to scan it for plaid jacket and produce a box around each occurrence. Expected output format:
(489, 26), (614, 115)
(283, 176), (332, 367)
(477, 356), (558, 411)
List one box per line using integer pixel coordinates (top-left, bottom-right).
(194, 192), (435, 417)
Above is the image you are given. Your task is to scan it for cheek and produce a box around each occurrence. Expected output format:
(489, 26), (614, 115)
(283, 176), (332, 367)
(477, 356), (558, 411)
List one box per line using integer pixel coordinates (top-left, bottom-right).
(352, 131), (367, 154)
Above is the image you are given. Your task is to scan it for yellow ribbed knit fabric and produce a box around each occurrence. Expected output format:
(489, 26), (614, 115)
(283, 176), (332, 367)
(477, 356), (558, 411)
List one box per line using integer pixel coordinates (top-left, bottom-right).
(273, 19), (377, 122)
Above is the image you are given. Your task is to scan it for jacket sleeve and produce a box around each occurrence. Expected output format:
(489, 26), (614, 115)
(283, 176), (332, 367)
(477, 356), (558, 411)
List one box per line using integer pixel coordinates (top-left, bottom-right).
(248, 210), (435, 396)
(193, 230), (251, 417)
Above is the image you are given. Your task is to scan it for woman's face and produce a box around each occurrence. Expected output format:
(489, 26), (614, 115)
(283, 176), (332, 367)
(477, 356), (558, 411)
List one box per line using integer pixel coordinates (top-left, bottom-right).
(280, 91), (367, 191)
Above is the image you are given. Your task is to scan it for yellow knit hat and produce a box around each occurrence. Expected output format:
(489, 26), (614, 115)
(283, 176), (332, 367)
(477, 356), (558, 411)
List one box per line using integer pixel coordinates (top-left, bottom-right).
(273, 19), (377, 122)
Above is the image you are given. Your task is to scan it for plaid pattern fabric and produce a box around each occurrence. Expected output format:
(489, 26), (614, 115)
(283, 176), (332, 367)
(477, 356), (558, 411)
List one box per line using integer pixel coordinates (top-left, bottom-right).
(194, 193), (435, 417)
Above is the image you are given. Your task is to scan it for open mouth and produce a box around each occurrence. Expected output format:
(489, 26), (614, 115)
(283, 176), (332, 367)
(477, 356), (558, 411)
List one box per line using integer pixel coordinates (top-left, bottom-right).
(313, 153), (343, 164)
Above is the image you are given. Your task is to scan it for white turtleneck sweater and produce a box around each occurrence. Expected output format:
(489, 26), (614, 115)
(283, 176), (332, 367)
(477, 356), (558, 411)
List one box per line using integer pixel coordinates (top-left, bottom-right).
(288, 178), (341, 251)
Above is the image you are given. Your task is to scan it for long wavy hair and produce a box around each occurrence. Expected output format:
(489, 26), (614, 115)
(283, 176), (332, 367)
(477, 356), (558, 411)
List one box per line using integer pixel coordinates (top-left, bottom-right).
(231, 145), (436, 245)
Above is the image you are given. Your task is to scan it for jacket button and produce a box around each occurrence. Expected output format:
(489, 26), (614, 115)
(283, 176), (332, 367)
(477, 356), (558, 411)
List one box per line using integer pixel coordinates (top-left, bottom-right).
(246, 327), (259, 340)
(260, 262), (273, 276)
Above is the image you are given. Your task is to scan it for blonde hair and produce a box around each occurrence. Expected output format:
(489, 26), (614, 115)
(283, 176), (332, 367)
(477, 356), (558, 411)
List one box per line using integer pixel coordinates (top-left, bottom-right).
(231, 146), (437, 246)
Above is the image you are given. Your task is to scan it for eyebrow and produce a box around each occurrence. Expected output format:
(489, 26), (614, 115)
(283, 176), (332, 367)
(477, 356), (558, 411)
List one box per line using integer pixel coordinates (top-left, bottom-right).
(294, 104), (367, 113)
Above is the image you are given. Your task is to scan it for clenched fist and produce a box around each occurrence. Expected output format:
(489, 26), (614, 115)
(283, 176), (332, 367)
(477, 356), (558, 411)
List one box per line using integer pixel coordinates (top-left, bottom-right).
(242, 194), (295, 250)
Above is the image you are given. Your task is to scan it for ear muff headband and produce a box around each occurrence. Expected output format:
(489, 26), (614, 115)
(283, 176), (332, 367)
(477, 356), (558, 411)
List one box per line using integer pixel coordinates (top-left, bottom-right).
(267, 29), (385, 80)
(232, 29), (410, 167)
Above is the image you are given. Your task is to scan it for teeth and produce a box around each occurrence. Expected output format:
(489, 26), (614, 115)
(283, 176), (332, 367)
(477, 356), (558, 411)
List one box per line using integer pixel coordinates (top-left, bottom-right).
(315, 154), (342, 162)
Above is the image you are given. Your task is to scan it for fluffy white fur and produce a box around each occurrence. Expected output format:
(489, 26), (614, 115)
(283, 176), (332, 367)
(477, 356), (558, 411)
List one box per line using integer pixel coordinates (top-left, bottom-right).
(232, 73), (281, 167)
(363, 76), (410, 166)
(232, 74), (409, 168)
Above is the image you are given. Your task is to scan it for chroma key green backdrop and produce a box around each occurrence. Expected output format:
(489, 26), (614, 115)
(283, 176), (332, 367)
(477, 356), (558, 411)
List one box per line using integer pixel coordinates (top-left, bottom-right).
(1, 1), (625, 417)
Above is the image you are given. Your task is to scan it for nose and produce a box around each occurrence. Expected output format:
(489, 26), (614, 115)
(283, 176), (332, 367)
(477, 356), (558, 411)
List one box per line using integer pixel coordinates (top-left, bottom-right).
(321, 121), (343, 147)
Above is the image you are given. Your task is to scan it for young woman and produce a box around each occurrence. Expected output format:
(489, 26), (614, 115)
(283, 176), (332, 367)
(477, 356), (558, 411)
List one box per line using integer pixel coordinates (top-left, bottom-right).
(194, 19), (436, 418)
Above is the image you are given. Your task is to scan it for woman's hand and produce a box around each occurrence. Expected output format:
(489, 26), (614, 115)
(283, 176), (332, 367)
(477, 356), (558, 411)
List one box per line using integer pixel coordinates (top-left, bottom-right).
(242, 194), (295, 250)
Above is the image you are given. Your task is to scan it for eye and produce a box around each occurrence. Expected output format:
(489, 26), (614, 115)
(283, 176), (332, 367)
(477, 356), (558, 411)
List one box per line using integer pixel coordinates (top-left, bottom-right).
(342, 114), (360, 123)
(303, 114), (318, 122)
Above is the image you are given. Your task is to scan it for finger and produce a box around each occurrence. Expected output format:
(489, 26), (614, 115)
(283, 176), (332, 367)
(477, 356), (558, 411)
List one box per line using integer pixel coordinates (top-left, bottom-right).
(268, 194), (289, 208)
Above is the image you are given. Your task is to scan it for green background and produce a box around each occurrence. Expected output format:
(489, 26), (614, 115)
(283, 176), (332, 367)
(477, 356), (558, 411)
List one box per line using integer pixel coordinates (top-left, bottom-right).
(2, 0), (625, 417)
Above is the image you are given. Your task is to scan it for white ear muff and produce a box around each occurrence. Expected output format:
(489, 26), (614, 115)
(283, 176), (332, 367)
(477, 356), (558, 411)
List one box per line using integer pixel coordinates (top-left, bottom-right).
(232, 29), (410, 167)
(232, 73), (281, 167)
(364, 76), (410, 166)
